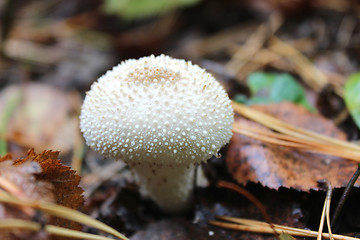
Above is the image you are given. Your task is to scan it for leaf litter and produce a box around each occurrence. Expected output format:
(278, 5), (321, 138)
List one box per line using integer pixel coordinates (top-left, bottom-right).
(227, 102), (358, 191)
(0, 149), (83, 240)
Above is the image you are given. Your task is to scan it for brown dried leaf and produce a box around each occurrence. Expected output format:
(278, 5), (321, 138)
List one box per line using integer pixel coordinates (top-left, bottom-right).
(226, 102), (358, 191)
(0, 149), (84, 240)
(0, 156), (54, 240)
(14, 149), (83, 209)
(14, 149), (84, 232)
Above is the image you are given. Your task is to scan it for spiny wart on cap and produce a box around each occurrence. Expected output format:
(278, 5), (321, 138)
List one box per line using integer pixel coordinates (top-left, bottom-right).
(80, 54), (234, 212)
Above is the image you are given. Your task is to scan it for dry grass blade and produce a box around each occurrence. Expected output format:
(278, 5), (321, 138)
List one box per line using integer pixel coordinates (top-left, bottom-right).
(313, 181), (335, 240)
(226, 13), (283, 75)
(45, 224), (121, 240)
(0, 219), (121, 240)
(0, 219), (39, 231)
(0, 189), (128, 240)
(317, 185), (328, 240)
(209, 216), (359, 240)
(232, 102), (360, 161)
(233, 123), (313, 148)
(209, 220), (282, 235)
(232, 122), (360, 161)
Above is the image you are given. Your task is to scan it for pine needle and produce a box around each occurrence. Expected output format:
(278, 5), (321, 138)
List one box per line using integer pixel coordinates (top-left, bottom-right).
(268, 36), (329, 93)
(0, 219), (39, 231)
(209, 216), (358, 240)
(0, 219), (121, 240)
(232, 102), (360, 162)
(233, 123), (360, 161)
(0, 189), (128, 240)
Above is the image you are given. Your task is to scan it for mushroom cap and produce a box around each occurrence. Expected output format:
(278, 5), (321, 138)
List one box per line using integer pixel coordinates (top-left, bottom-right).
(80, 55), (233, 166)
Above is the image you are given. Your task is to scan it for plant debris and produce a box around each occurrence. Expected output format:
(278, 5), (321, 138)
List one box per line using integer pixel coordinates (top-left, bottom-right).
(0, 149), (84, 239)
(227, 102), (360, 190)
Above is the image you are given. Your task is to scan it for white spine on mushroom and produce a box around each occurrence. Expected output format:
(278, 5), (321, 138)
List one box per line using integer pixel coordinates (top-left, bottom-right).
(80, 55), (233, 212)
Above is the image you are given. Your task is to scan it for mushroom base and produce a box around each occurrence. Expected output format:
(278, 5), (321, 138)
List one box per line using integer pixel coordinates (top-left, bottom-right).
(132, 164), (195, 213)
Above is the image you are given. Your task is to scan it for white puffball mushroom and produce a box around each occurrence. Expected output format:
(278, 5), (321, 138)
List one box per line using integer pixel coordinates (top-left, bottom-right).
(80, 54), (233, 212)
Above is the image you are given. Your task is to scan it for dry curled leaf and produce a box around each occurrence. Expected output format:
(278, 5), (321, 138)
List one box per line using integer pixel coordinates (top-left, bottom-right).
(226, 102), (358, 191)
(0, 149), (84, 240)
(13, 149), (84, 210)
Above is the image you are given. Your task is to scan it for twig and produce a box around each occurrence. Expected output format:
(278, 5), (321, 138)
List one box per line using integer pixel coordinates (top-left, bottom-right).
(226, 13), (283, 76)
(317, 181), (333, 240)
(217, 180), (279, 238)
(225, 47), (283, 80)
(325, 182), (334, 240)
(331, 164), (360, 229)
(178, 21), (260, 58)
(268, 36), (329, 93)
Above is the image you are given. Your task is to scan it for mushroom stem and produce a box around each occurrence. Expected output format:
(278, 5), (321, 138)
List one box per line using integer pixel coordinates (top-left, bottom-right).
(132, 164), (195, 213)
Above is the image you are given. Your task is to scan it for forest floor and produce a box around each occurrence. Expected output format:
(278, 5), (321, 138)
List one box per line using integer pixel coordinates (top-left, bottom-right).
(1, 0), (360, 239)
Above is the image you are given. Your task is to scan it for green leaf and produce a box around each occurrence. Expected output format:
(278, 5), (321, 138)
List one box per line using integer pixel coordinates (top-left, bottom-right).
(279, 232), (296, 240)
(103, 0), (200, 20)
(270, 74), (305, 103)
(247, 71), (274, 95)
(242, 72), (315, 112)
(234, 94), (248, 104)
(344, 73), (360, 129)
